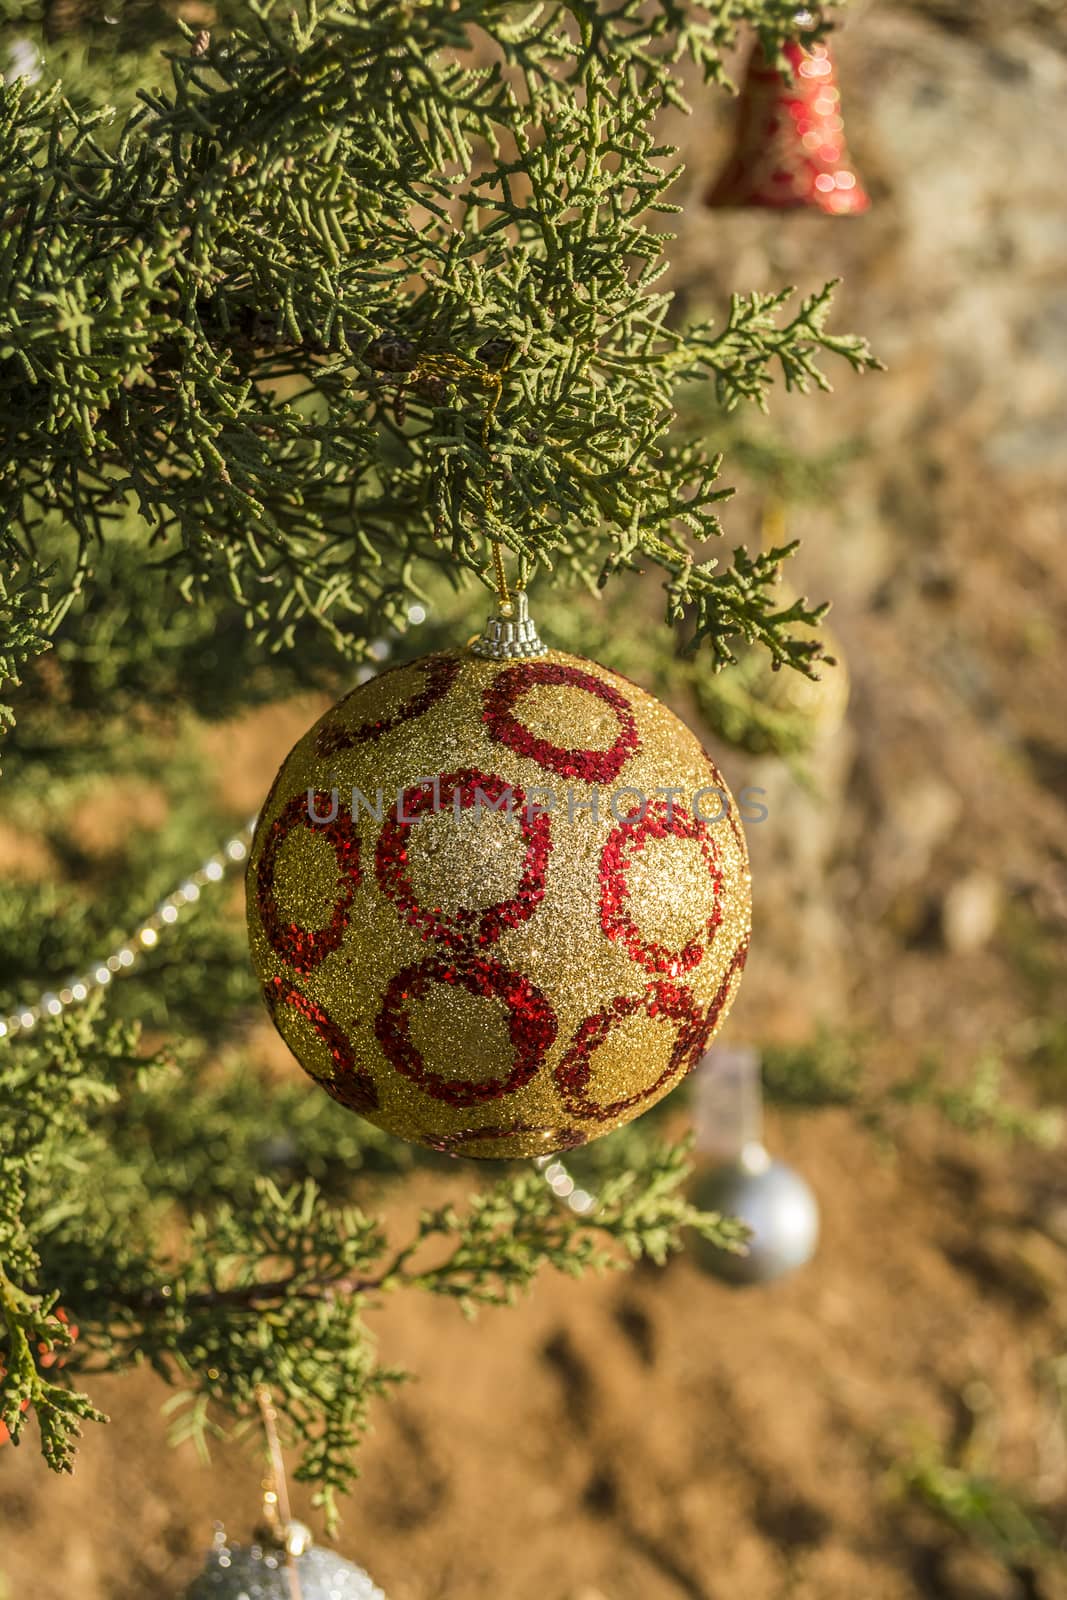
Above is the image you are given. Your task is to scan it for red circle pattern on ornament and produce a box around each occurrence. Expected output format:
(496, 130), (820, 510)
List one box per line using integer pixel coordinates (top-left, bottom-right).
(481, 661), (640, 784)
(265, 975), (379, 1113)
(554, 981), (704, 1122)
(315, 654), (461, 757)
(256, 793), (362, 975)
(599, 800), (723, 976)
(375, 955), (558, 1107)
(375, 768), (551, 953)
(254, 655), (747, 1135)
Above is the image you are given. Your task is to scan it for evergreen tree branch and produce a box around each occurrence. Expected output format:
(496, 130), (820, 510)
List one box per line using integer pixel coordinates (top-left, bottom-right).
(0, 982), (742, 1513)
(0, 0), (875, 716)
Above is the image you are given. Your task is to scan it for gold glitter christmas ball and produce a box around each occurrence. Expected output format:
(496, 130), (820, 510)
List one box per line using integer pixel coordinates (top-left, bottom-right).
(247, 609), (752, 1159)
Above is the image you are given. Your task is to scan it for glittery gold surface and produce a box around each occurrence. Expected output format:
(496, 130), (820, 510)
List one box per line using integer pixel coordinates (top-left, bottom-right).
(247, 645), (752, 1159)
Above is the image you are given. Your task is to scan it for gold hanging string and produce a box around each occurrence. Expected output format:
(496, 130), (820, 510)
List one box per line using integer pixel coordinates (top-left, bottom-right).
(489, 525), (511, 610)
(481, 370), (511, 610)
(255, 1383), (304, 1600)
(407, 348), (514, 609)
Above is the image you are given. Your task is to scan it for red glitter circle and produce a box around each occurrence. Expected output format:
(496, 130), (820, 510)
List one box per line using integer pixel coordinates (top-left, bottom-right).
(554, 981), (703, 1122)
(375, 768), (551, 953)
(264, 976), (379, 1113)
(375, 955), (558, 1107)
(599, 800), (722, 976)
(256, 793), (362, 975)
(481, 661), (639, 784)
(315, 654), (461, 757)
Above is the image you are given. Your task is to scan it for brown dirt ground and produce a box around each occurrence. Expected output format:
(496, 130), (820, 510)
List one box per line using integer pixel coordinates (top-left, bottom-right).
(2, 4), (1067, 1598)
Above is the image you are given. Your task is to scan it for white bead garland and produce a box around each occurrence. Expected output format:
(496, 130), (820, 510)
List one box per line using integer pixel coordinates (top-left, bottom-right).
(532, 1155), (598, 1216)
(0, 817), (257, 1042)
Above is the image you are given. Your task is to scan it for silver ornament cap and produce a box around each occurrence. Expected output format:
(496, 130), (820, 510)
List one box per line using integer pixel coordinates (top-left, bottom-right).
(692, 1142), (819, 1286)
(469, 589), (547, 660)
(186, 1529), (388, 1600)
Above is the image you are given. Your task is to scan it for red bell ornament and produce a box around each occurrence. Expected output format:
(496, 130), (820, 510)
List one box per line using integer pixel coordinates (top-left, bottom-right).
(705, 34), (869, 216)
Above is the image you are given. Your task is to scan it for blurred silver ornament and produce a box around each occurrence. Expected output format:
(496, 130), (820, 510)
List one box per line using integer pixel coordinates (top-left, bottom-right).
(692, 1140), (819, 1286)
(186, 1527), (387, 1600)
(690, 1046), (819, 1285)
